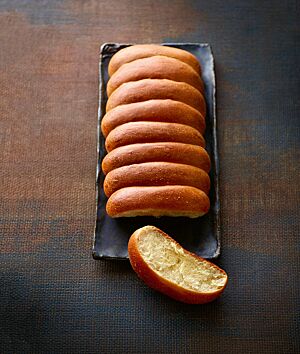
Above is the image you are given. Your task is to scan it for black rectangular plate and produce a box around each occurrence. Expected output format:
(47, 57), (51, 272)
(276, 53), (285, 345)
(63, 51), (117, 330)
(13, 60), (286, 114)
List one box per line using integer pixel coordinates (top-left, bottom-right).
(93, 43), (220, 260)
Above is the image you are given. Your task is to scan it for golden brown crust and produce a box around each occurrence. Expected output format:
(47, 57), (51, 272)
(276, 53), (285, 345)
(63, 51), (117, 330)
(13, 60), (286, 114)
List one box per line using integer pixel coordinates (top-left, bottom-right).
(102, 142), (211, 175)
(108, 44), (201, 76)
(101, 99), (205, 137)
(106, 186), (210, 218)
(128, 226), (228, 304)
(105, 122), (205, 152)
(103, 162), (210, 197)
(107, 56), (204, 96)
(106, 79), (206, 115)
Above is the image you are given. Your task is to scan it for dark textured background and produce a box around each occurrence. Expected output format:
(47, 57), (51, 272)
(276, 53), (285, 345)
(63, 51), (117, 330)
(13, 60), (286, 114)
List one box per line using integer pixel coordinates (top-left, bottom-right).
(0, 1), (299, 353)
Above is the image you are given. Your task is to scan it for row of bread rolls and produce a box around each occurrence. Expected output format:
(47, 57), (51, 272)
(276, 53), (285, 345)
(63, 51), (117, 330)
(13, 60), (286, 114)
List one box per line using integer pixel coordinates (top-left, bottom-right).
(101, 44), (210, 218)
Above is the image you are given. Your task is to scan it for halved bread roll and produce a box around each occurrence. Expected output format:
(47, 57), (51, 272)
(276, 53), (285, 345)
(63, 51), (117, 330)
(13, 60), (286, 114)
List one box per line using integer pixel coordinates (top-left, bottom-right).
(105, 122), (205, 152)
(128, 226), (228, 304)
(107, 56), (204, 96)
(106, 79), (206, 115)
(108, 44), (200, 76)
(101, 142), (211, 175)
(106, 186), (210, 218)
(103, 162), (210, 197)
(101, 99), (205, 137)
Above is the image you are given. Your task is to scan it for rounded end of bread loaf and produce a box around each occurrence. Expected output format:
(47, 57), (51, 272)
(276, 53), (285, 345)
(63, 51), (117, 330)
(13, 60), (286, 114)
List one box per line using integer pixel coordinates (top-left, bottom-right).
(128, 226), (228, 304)
(106, 55), (204, 97)
(108, 44), (201, 77)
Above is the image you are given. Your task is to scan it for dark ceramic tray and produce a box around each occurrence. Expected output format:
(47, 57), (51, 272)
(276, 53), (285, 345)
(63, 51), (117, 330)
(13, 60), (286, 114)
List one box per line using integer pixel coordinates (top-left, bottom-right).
(93, 43), (220, 260)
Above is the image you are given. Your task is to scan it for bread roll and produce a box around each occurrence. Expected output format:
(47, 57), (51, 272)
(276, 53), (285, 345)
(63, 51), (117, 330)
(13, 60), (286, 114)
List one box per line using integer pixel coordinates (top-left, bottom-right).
(101, 99), (205, 137)
(108, 44), (200, 76)
(105, 122), (205, 152)
(107, 56), (204, 96)
(106, 186), (210, 218)
(106, 79), (206, 115)
(102, 142), (211, 175)
(128, 226), (228, 304)
(103, 162), (210, 197)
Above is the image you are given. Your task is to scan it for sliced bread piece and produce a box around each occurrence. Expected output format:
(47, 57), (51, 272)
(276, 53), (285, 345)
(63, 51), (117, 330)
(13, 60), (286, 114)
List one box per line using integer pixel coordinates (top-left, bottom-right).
(128, 226), (228, 304)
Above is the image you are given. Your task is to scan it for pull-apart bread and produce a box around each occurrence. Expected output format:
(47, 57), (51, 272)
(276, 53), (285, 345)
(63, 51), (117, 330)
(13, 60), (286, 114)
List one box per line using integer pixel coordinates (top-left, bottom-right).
(102, 44), (211, 218)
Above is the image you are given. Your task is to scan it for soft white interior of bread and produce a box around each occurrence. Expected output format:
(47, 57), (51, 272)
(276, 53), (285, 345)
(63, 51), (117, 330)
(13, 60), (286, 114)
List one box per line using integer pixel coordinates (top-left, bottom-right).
(137, 228), (226, 292)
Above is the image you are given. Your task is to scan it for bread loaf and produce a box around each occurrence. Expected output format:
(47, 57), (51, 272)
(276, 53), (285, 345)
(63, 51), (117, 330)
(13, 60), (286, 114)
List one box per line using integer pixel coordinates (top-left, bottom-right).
(101, 99), (205, 137)
(105, 122), (205, 152)
(103, 45), (210, 219)
(108, 44), (200, 76)
(106, 79), (206, 115)
(103, 162), (210, 197)
(101, 142), (211, 175)
(107, 56), (204, 96)
(106, 186), (210, 218)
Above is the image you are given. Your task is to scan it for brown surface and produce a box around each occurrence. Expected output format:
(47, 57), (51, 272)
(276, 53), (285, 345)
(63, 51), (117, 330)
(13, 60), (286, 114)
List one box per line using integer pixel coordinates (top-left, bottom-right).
(0, 1), (299, 353)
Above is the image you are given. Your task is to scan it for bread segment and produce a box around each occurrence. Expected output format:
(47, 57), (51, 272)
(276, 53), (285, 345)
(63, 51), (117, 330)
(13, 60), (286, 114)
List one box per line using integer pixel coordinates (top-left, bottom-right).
(105, 121), (205, 152)
(101, 142), (211, 175)
(101, 99), (205, 137)
(106, 186), (210, 218)
(107, 56), (204, 96)
(128, 226), (228, 304)
(108, 44), (201, 76)
(106, 79), (206, 115)
(103, 162), (210, 197)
